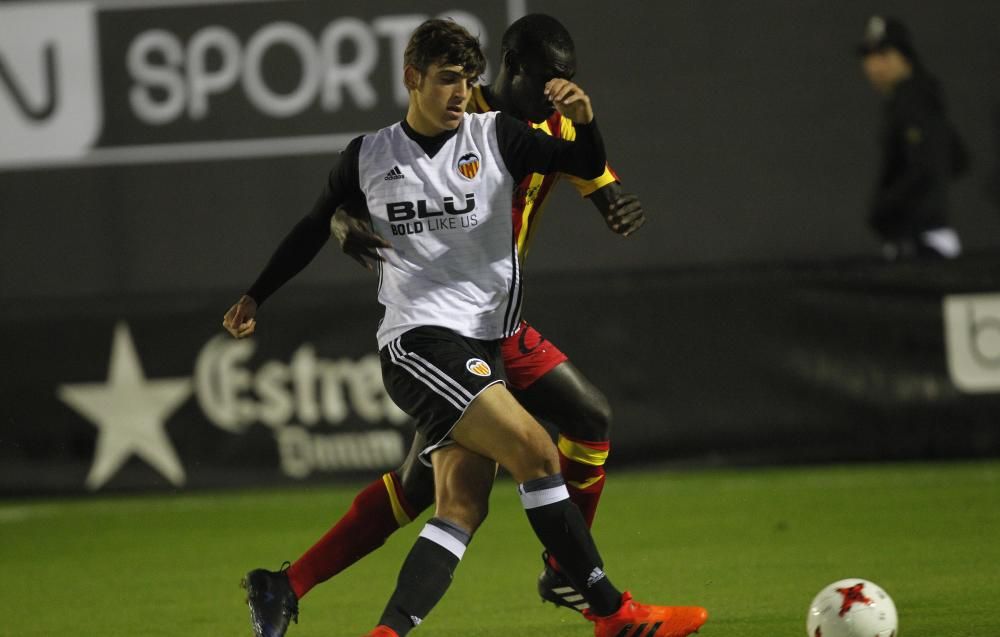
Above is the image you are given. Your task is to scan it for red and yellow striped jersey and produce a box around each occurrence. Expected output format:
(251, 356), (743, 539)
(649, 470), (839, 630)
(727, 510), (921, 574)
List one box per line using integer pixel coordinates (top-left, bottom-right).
(469, 85), (618, 262)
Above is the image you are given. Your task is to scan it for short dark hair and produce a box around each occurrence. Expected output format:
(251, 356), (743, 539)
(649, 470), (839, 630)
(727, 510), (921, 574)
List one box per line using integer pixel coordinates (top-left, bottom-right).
(501, 14), (575, 58)
(404, 19), (486, 77)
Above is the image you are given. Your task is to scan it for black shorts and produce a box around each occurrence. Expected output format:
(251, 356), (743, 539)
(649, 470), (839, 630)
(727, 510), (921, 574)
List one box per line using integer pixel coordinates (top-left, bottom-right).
(380, 326), (506, 464)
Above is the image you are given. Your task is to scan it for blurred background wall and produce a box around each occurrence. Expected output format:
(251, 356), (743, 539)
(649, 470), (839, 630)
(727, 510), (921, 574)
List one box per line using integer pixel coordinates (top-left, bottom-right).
(1, 0), (999, 493)
(2, 0), (998, 300)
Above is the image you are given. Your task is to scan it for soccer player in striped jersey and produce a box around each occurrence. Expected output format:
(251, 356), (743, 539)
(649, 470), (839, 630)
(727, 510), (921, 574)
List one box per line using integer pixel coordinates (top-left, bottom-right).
(226, 18), (704, 637)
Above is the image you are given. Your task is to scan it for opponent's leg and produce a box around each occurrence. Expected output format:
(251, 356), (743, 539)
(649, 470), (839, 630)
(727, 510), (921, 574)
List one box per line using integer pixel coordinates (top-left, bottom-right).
(243, 436), (434, 637)
(286, 434), (434, 598)
(516, 360), (612, 528)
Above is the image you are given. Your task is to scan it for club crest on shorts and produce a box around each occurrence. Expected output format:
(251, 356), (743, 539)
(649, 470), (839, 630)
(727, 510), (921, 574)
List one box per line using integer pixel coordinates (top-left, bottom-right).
(457, 152), (480, 180)
(465, 358), (491, 377)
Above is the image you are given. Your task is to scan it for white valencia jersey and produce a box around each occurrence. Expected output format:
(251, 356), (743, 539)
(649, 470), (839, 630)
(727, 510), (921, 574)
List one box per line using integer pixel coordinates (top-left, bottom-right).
(360, 112), (522, 348)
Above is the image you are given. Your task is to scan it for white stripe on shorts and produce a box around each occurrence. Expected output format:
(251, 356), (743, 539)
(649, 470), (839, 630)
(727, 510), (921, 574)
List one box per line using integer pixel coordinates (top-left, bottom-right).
(419, 523), (468, 559)
(398, 343), (475, 402)
(518, 483), (570, 510)
(388, 339), (468, 411)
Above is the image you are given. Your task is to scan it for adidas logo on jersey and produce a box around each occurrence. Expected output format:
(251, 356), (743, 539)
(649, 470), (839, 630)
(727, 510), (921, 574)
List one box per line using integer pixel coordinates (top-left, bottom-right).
(384, 166), (405, 181)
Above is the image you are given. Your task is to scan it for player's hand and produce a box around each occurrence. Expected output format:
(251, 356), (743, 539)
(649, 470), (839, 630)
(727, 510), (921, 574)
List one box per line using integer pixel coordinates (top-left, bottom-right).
(545, 79), (593, 125)
(606, 192), (646, 237)
(331, 207), (393, 272)
(222, 295), (257, 339)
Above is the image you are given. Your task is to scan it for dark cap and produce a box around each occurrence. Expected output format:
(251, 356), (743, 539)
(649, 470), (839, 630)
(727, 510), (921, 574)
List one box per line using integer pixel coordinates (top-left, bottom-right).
(856, 15), (915, 59)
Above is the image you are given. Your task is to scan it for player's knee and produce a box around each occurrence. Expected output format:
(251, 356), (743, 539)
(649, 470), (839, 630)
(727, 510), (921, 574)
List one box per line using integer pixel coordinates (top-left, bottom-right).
(437, 496), (489, 534)
(568, 392), (613, 442)
(511, 427), (561, 479)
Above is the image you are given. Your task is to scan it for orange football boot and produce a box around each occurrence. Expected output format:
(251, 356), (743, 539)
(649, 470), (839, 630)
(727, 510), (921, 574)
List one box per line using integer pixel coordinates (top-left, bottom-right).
(360, 626), (399, 637)
(584, 591), (708, 637)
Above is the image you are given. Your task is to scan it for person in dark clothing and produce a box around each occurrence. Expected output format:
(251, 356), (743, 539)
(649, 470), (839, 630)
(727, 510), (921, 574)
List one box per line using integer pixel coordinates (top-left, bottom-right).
(858, 15), (968, 260)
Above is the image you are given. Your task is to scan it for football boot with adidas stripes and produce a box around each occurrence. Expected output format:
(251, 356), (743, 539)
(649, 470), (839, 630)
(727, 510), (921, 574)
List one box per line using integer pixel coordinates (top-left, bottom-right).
(584, 591), (708, 637)
(537, 553), (588, 612)
(241, 562), (299, 637)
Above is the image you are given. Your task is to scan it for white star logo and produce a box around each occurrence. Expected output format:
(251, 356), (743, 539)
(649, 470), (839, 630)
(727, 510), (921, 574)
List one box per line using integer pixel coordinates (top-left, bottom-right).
(57, 322), (192, 490)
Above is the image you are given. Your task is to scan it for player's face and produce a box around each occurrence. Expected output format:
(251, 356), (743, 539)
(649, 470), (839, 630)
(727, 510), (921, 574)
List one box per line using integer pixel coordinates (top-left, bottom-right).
(509, 45), (576, 123)
(408, 63), (477, 133)
(861, 49), (908, 94)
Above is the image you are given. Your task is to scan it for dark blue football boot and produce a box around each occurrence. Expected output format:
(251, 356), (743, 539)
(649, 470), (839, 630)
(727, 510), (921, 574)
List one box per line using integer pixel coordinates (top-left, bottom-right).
(241, 562), (299, 637)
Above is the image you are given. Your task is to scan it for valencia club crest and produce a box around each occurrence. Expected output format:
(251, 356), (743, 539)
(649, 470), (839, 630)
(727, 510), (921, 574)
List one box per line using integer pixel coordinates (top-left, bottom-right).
(457, 152), (480, 180)
(465, 358), (491, 377)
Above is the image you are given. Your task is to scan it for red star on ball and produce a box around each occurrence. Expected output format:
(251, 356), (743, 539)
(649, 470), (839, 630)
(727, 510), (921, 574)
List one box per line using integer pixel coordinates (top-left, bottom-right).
(836, 583), (873, 617)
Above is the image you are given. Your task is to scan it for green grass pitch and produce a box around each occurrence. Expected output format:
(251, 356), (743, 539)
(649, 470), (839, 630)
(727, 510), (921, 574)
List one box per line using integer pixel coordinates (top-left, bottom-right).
(2, 460), (998, 636)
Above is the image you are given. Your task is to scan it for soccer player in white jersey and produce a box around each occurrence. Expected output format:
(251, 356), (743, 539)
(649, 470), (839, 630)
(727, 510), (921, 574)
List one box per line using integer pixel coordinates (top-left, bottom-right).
(291, 14), (645, 619)
(243, 15), (646, 627)
(224, 19), (707, 637)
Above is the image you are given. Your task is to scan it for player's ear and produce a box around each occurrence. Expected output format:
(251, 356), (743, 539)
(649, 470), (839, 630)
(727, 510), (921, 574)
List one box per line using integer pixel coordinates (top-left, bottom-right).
(502, 49), (519, 73)
(403, 65), (422, 91)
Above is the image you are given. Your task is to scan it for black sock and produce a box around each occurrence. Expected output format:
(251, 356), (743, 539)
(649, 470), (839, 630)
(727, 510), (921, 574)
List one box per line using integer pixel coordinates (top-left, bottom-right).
(519, 474), (622, 616)
(378, 518), (470, 635)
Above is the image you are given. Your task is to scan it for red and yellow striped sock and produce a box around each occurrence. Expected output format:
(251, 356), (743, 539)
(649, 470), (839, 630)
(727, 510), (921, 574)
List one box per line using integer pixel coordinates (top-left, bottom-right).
(557, 433), (609, 529)
(287, 471), (417, 599)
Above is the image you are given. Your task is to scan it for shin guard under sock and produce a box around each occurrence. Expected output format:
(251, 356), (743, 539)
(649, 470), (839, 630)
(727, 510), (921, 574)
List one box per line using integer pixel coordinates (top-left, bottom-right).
(519, 474), (622, 616)
(378, 518), (471, 636)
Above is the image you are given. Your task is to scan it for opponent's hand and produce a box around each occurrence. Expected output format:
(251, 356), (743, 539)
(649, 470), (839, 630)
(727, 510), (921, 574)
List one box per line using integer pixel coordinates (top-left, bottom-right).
(545, 79), (593, 125)
(222, 295), (257, 339)
(331, 207), (393, 271)
(605, 192), (646, 237)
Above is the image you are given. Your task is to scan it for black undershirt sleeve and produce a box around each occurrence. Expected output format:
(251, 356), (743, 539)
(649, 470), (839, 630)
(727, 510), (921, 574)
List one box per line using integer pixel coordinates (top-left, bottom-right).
(245, 135), (364, 305)
(494, 111), (607, 183)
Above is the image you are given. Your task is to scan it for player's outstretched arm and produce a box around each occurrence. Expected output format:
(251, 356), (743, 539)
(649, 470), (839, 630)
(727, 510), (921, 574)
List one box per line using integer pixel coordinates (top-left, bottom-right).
(222, 295), (258, 339)
(220, 136), (366, 338)
(589, 182), (646, 237)
(219, 206), (331, 339)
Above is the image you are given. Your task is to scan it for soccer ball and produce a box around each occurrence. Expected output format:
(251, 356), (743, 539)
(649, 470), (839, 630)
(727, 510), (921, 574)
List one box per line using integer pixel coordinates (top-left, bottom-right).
(806, 578), (898, 637)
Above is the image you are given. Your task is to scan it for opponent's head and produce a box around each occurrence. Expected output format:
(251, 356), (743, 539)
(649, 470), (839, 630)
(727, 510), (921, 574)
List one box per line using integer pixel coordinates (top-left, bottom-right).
(499, 14), (577, 122)
(403, 19), (486, 134)
(857, 15), (915, 94)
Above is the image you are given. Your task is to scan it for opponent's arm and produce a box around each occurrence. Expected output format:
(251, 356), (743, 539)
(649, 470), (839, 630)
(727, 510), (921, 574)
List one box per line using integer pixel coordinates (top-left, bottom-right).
(223, 136), (364, 338)
(331, 206), (393, 272)
(554, 115), (645, 238)
(588, 182), (646, 237)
